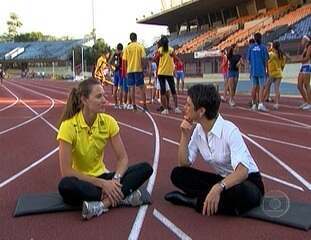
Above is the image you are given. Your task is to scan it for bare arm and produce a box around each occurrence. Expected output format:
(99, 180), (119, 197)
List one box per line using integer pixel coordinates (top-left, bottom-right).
(110, 133), (128, 178)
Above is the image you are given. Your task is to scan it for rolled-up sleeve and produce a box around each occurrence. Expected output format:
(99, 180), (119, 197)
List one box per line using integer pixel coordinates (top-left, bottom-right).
(228, 127), (251, 171)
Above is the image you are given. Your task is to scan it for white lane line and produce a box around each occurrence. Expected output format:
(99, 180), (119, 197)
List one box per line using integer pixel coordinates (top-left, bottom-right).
(237, 106), (311, 128)
(161, 137), (305, 192)
(248, 134), (311, 151)
(12, 80), (69, 95)
(260, 173), (304, 192)
(0, 83), (55, 135)
(0, 147), (59, 188)
(20, 99), (59, 132)
(163, 137), (179, 145)
(0, 85), (19, 112)
(224, 113), (308, 129)
(129, 107), (161, 240)
(274, 111), (311, 119)
(153, 109), (308, 130)
(118, 122), (153, 136)
(153, 209), (192, 240)
(244, 134), (311, 191)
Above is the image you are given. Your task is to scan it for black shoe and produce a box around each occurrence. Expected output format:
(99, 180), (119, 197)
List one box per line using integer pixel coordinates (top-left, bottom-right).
(164, 191), (197, 208)
(133, 105), (138, 111)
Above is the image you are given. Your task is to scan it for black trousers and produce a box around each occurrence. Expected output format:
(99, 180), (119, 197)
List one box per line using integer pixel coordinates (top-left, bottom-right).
(170, 167), (265, 215)
(58, 162), (153, 206)
(158, 75), (177, 95)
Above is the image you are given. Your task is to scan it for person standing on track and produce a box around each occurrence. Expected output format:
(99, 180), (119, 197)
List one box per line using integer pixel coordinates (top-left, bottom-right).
(248, 32), (269, 112)
(297, 35), (311, 110)
(94, 50), (110, 87)
(220, 49), (229, 102)
(109, 43), (128, 109)
(165, 84), (264, 216)
(154, 36), (182, 115)
(227, 44), (242, 107)
(57, 78), (153, 220)
(174, 58), (185, 94)
(264, 41), (286, 110)
(122, 32), (148, 111)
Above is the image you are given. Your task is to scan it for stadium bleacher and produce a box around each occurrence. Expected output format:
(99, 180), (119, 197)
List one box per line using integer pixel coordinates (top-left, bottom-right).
(0, 40), (85, 61)
(278, 14), (311, 41)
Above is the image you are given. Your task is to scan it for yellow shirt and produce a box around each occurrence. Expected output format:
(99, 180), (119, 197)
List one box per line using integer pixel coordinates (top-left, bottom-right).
(94, 56), (107, 81)
(157, 47), (174, 76)
(268, 51), (286, 79)
(123, 42), (146, 73)
(57, 111), (119, 177)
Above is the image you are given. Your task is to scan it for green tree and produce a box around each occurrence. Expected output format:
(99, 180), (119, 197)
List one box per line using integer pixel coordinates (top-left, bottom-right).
(6, 13), (23, 41)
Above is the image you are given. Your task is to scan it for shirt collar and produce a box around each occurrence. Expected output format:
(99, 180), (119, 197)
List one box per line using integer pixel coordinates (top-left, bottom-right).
(77, 111), (99, 129)
(197, 114), (224, 139)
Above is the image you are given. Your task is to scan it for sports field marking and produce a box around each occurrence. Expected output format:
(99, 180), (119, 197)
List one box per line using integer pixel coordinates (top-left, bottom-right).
(244, 134), (311, 191)
(153, 108), (309, 130)
(237, 106), (311, 128)
(0, 84), (55, 135)
(274, 111), (311, 118)
(129, 106), (160, 240)
(153, 209), (192, 240)
(0, 147), (59, 188)
(162, 137), (305, 192)
(248, 134), (311, 151)
(11, 79), (69, 95)
(20, 99), (59, 132)
(0, 85), (19, 112)
(260, 173), (304, 191)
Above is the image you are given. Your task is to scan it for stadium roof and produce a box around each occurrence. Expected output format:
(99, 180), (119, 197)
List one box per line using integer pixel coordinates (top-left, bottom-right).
(138, 0), (248, 25)
(0, 39), (86, 62)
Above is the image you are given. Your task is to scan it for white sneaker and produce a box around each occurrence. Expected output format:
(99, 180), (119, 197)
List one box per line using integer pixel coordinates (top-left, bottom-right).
(82, 201), (108, 220)
(161, 109), (169, 115)
(258, 103), (269, 112)
(120, 190), (143, 207)
(298, 102), (308, 109)
(229, 100), (236, 107)
(273, 104), (279, 110)
(113, 104), (119, 109)
(302, 104), (311, 111)
(174, 107), (182, 114)
(251, 104), (257, 111)
(221, 96), (227, 102)
(127, 104), (133, 110)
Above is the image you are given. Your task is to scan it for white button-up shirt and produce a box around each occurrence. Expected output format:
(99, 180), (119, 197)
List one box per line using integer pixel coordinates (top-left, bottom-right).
(188, 114), (259, 177)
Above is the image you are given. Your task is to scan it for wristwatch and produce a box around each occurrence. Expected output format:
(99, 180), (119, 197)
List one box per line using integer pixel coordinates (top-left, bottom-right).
(219, 180), (226, 191)
(113, 173), (122, 181)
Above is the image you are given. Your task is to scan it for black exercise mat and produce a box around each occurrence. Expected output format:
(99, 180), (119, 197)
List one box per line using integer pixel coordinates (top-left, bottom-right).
(244, 197), (311, 231)
(14, 187), (152, 217)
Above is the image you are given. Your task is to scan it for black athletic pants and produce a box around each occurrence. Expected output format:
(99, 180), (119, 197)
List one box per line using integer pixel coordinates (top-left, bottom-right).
(58, 162), (153, 206)
(170, 166), (265, 215)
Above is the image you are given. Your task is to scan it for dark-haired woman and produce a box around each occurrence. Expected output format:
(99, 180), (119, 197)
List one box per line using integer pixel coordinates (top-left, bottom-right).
(57, 78), (153, 220)
(165, 84), (264, 216)
(155, 36), (182, 115)
(227, 44), (243, 107)
(264, 41), (286, 110)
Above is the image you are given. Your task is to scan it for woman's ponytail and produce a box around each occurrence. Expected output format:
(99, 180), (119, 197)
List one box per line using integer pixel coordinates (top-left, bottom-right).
(59, 87), (81, 126)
